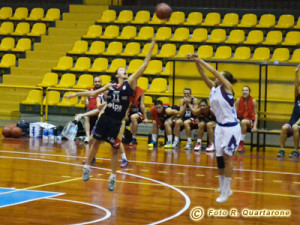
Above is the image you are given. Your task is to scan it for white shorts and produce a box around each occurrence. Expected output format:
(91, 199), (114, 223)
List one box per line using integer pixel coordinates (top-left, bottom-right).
(214, 123), (241, 157)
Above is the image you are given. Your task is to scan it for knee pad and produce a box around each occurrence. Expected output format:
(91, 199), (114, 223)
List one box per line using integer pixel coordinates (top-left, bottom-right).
(112, 138), (121, 149)
(216, 156), (225, 169)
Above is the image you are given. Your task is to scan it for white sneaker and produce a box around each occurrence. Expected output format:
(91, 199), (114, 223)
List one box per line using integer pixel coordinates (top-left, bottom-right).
(216, 190), (233, 203)
(84, 136), (89, 144)
(82, 166), (91, 181)
(206, 143), (215, 152)
(108, 177), (116, 191)
(171, 142), (180, 149)
(185, 142), (193, 150)
(194, 142), (202, 151)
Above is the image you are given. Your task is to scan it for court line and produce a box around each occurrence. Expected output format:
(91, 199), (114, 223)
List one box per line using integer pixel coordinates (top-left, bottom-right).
(1, 150), (299, 176)
(0, 155), (190, 225)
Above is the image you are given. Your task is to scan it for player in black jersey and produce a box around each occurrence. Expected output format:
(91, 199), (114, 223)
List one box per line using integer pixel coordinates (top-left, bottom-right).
(277, 65), (300, 158)
(66, 38), (156, 191)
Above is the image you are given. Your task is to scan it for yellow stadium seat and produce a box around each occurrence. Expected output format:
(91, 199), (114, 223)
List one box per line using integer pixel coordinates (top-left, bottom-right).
(85, 41), (105, 55)
(0, 7), (12, 20)
(201, 12), (221, 27)
(212, 46), (232, 60)
(256, 14), (275, 28)
(0, 37), (15, 51)
(0, 54), (16, 68)
(160, 61), (173, 76)
(146, 78), (167, 94)
(174, 44), (194, 58)
(237, 14), (257, 28)
(21, 90), (42, 105)
(156, 43), (176, 58)
(269, 48), (290, 62)
(219, 13), (239, 27)
(289, 49), (300, 63)
(188, 28), (207, 43)
(131, 10), (150, 24)
(157, 97), (170, 105)
(243, 30), (264, 45)
(197, 45), (213, 59)
(75, 96), (86, 108)
(67, 40), (88, 55)
(37, 72), (58, 87)
(10, 7), (28, 20)
(99, 75), (111, 85)
(100, 25), (119, 39)
(120, 42), (140, 57)
(12, 38), (31, 52)
(114, 10), (133, 24)
(137, 77), (149, 91)
(88, 58), (108, 73)
(41, 8), (60, 22)
(27, 23), (46, 37)
(117, 26), (136, 40)
(0, 22), (14, 35)
(143, 60), (163, 75)
(53, 56), (73, 71)
(57, 92), (78, 107)
(183, 12), (202, 26)
(134, 26), (154, 41)
(106, 58), (126, 73)
(102, 41), (123, 56)
(232, 47), (251, 60)
(275, 14), (294, 29)
(55, 73), (76, 88)
(225, 30), (245, 44)
(148, 12), (166, 25)
(262, 31), (282, 45)
(294, 17), (300, 29)
(138, 43), (158, 57)
(73, 74), (94, 89)
(43, 91), (60, 106)
(70, 57), (91, 72)
(155, 27), (172, 41)
(282, 31), (300, 46)
(169, 27), (189, 42)
(83, 25), (102, 39)
(11, 22), (30, 36)
(165, 11), (185, 25)
(250, 47), (270, 61)
(26, 8), (44, 21)
(144, 95), (153, 109)
(97, 9), (116, 23)
(127, 59), (143, 74)
(206, 29), (226, 43)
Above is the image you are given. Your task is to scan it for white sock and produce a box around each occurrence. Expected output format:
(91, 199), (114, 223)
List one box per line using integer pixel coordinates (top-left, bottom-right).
(218, 174), (225, 191)
(174, 136), (179, 143)
(121, 153), (127, 161)
(241, 134), (246, 141)
(197, 139), (202, 144)
(132, 135), (136, 139)
(224, 177), (232, 193)
(152, 134), (157, 142)
(187, 137), (192, 143)
(167, 135), (172, 143)
(109, 173), (116, 180)
(84, 164), (91, 170)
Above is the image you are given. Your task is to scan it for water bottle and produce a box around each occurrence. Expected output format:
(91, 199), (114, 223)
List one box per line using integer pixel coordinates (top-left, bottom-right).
(48, 129), (55, 140)
(62, 120), (78, 141)
(42, 129), (48, 140)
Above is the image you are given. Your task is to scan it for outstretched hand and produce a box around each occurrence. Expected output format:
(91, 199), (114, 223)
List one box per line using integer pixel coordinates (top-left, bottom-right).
(65, 93), (77, 99)
(186, 53), (199, 60)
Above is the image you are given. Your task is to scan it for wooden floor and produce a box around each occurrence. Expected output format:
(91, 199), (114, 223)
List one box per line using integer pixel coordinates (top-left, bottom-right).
(0, 135), (299, 225)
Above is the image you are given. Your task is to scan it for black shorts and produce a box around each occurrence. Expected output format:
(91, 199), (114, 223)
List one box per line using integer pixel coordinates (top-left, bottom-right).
(93, 114), (122, 145)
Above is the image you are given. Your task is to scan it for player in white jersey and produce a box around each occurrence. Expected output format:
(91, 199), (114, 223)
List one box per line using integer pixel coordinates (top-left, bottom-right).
(187, 53), (241, 203)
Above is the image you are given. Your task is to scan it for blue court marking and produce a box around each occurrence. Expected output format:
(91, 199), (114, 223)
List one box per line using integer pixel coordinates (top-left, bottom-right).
(0, 187), (64, 208)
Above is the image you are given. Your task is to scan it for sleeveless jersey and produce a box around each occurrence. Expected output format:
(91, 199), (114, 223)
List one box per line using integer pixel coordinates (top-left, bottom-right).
(104, 80), (133, 121)
(209, 86), (237, 124)
(182, 97), (196, 120)
(289, 94), (300, 125)
(87, 87), (100, 110)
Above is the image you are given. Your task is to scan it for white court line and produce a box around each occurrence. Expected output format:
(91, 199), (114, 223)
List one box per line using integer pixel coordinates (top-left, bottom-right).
(0, 155), (190, 224)
(48, 198), (111, 225)
(1, 150), (299, 176)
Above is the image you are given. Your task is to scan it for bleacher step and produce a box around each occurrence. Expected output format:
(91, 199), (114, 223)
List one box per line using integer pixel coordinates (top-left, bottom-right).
(69, 4), (107, 14)
(26, 51), (65, 60)
(40, 36), (79, 44)
(55, 20), (95, 29)
(34, 43), (73, 52)
(48, 27), (87, 37)
(2, 75), (43, 86)
(63, 13), (101, 21)
(9, 67), (50, 76)
(18, 59), (58, 68)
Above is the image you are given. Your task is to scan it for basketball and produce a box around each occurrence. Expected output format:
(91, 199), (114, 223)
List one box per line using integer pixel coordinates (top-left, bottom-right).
(155, 3), (172, 20)
(2, 126), (11, 137)
(11, 127), (22, 138)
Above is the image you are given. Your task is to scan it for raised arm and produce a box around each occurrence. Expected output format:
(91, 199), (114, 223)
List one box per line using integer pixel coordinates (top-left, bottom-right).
(295, 65), (300, 99)
(66, 83), (112, 98)
(128, 37), (156, 87)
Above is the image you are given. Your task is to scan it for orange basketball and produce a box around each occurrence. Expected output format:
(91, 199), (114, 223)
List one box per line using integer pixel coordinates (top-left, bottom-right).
(155, 3), (172, 20)
(11, 127), (22, 138)
(2, 126), (11, 137)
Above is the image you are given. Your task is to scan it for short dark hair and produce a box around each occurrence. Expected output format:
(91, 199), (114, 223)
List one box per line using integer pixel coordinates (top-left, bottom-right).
(200, 98), (208, 105)
(155, 100), (163, 106)
(223, 71), (237, 84)
(184, 87), (192, 94)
